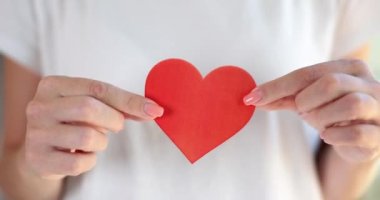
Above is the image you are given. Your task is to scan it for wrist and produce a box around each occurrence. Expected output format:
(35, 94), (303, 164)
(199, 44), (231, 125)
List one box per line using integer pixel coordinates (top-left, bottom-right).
(319, 144), (379, 200)
(331, 145), (380, 167)
(0, 145), (63, 200)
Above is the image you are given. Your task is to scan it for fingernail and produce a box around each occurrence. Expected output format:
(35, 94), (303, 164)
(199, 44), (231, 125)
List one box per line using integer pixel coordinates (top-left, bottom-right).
(244, 88), (263, 105)
(143, 102), (164, 118)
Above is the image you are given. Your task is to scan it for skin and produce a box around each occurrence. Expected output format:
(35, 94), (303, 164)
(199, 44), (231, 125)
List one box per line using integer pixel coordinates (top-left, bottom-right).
(0, 57), (164, 199)
(0, 44), (377, 200)
(244, 44), (380, 199)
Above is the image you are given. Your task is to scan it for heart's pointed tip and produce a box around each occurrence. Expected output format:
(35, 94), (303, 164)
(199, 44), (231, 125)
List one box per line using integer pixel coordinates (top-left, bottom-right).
(185, 155), (202, 164)
(188, 159), (199, 165)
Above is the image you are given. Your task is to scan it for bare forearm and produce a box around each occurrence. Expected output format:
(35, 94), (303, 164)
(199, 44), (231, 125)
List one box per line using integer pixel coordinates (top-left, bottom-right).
(318, 144), (379, 200)
(1, 58), (62, 199)
(0, 147), (63, 200)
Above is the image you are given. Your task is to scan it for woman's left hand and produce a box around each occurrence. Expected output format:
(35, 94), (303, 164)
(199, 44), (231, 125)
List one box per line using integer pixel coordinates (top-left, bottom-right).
(244, 59), (380, 163)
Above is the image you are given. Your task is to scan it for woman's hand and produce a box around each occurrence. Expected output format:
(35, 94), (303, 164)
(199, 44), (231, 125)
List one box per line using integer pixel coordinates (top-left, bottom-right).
(244, 59), (380, 163)
(25, 76), (164, 179)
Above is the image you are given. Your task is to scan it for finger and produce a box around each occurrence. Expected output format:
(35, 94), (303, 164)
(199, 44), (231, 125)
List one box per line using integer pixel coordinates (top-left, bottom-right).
(25, 142), (96, 178)
(35, 124), (108, 152)
(295, 73), (370, 113)
(305, 92), (379, 130)
(66, 122), (109, 134)
(257, 96), (296, 110)
(321, 124), (380, 149)
(45, 151), (96, 177)
(123, 113), (149, 121)
(47, 96), (125, 132)
(27, 98), (124, 133)
(244, 59), (372, 107)
(36, 76), (164, 119)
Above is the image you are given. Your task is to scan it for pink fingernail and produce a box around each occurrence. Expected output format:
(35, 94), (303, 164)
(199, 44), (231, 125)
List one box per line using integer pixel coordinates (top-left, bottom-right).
(143, 102), (164, 118)
(244, 88), (263, 105)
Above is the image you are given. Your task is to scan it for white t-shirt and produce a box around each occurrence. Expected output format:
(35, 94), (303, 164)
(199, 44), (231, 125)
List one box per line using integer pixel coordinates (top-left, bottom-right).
(1, 1), (380, 199)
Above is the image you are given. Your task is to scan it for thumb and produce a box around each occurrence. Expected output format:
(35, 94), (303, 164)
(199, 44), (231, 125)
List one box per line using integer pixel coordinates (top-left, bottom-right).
(242, 84), (296, 111)
(256, 96), (297, 111)
(242, 76), (299, 107)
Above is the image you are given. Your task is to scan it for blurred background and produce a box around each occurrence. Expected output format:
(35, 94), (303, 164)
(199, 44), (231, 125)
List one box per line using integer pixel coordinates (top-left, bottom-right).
(361, 37), (380, 200)
(0, 38), (380, 198)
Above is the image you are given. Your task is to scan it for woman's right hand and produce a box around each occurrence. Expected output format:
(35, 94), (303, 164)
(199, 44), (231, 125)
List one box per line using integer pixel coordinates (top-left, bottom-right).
(25, 76), (164, 179)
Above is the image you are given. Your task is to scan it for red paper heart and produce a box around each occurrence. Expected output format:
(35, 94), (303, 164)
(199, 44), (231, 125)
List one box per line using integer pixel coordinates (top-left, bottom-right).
(145, 59), (256, 163)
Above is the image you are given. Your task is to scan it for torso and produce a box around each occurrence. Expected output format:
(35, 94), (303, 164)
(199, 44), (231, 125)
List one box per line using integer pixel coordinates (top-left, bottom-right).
(33, 1), (342, 199)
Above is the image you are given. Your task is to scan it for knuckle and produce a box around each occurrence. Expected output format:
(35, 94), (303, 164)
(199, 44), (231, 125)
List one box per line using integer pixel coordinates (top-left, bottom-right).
(65, 157), (84, 176)
(114, 114), (125, 132)
(348, 59), (367, 68)
(344, 93), (367, 120)
(37, 76), (58, 92)
(344, 59), (370, 74)
(77, 129), (95, 149)
(100, 140), (108, 151)
(322, 74), (341, 93)
(89, 80), (108, 99)
(98, 134), (108, 151)
(26, 101), (46, 120)
(76, 97), (99, 119)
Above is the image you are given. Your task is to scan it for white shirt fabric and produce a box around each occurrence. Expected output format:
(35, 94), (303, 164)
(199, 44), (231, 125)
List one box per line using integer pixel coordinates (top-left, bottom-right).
(1, 0), (380, 200)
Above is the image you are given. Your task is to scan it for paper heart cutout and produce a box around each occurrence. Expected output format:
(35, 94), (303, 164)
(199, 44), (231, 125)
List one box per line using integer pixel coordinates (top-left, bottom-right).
(145, 59), (256, 163)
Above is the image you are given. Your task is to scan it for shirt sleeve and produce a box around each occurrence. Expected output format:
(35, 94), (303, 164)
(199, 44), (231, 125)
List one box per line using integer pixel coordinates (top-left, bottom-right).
(0, 0), (40, 72)
(331, 0), (380, 59)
